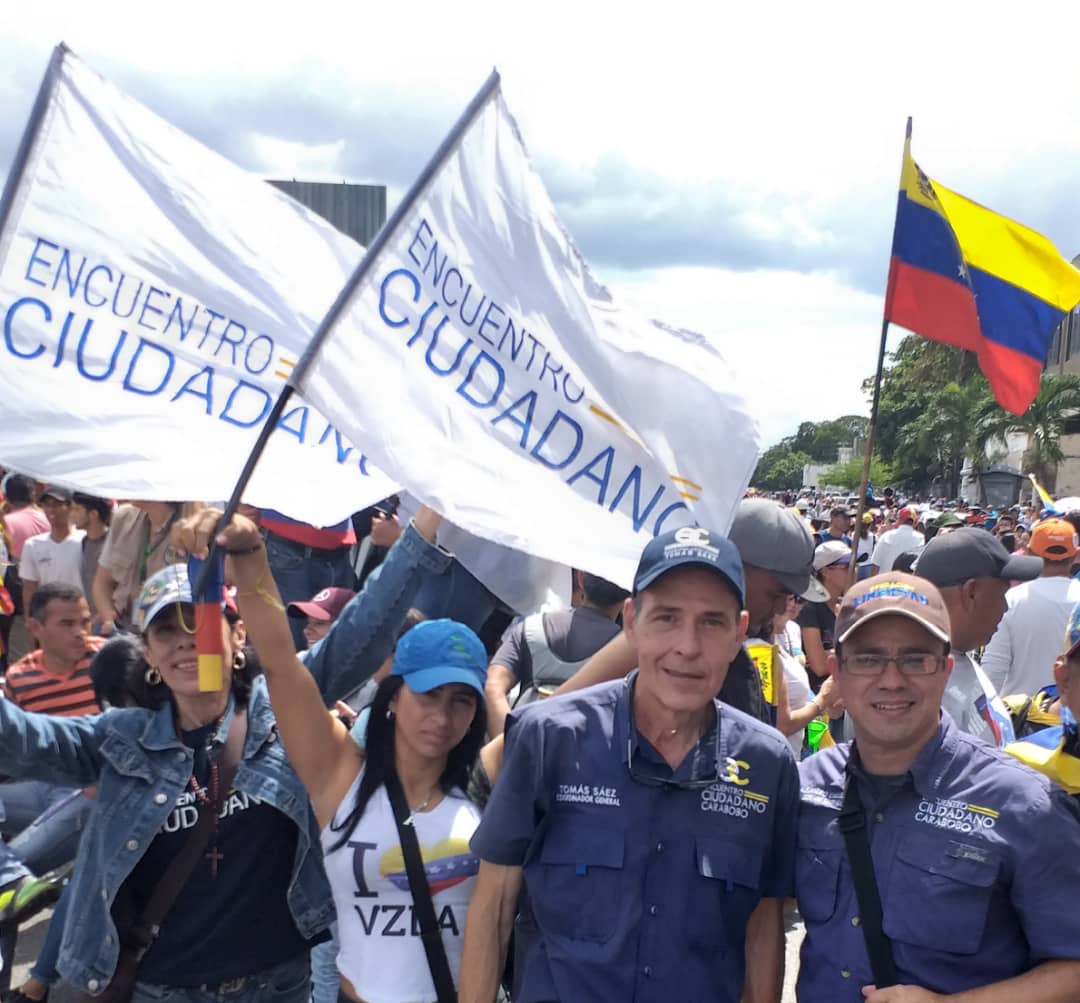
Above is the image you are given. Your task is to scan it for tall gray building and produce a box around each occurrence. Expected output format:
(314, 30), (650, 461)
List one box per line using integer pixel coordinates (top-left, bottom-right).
(268, 179), (386, 246)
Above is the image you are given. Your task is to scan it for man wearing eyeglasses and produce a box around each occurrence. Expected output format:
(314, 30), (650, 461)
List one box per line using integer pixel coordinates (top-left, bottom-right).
(459, 527), (799, 1003)
(796, 573), (1080, 1003)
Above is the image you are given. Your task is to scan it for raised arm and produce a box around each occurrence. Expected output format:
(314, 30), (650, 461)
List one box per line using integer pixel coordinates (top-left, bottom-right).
(302, 506), (449, 703)
(176, 509), (362, 828)
(0, 698), (103, 787)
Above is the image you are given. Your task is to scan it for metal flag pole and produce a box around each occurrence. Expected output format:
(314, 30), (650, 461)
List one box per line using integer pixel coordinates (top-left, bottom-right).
(194, 68), (502, 596)
(0, 44), (67, 256)
(848, 117), (912, 586)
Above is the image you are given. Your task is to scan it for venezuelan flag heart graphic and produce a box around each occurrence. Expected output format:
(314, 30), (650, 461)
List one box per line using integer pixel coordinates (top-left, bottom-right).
(380, 838), (479, 894)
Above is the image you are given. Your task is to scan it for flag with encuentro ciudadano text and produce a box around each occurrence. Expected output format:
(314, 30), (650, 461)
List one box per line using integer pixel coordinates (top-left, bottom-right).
(294, 78), (759, 588)
(0, 44), (399, 522)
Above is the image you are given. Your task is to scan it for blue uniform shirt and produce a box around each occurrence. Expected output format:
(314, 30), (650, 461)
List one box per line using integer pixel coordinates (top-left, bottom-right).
(471, 674), (799, 1003)
(796, 712), (1080, 1001)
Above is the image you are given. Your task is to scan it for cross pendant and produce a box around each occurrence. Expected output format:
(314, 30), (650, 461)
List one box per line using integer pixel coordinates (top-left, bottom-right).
(206, 847), (224, 877)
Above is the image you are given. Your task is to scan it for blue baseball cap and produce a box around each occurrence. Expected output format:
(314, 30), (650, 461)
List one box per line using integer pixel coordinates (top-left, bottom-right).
(633, 526), (745, 605)
(391, 619), (487, 700)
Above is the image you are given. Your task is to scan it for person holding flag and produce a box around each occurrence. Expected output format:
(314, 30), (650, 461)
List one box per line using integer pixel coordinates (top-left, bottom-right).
(0, 503), (447, 1002)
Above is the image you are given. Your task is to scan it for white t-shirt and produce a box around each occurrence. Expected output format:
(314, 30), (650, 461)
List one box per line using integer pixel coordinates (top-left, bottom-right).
(19, 530), (86, 592)
(776, 643), (813, 758)
(981, 576), (1080, 697)
(321, 770), (482, 1003)
(870, 524), (925, 573)
(942, 651), (1015, 748)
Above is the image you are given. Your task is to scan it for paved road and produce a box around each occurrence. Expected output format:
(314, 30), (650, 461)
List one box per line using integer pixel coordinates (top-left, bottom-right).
(9, 905), (807, 1002)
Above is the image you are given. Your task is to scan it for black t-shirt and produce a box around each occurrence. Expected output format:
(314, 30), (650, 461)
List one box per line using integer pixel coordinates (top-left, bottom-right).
(129, 721), (313, 986)
(797, 600), (837, 651)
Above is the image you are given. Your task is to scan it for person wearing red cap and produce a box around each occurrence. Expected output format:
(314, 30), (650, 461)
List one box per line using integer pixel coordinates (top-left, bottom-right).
(287, 586), (356, 652)
(869, 506), (924, 575)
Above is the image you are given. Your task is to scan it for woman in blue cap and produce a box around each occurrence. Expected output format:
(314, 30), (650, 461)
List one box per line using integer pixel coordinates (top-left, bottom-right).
(179, 509), (489, 1003)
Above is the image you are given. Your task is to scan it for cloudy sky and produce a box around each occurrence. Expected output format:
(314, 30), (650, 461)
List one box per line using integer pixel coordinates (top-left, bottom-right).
(4, 2), (1080, 447)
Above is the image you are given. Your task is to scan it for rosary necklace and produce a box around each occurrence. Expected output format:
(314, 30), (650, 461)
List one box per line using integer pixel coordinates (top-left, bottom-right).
(188, 718), (225, 876)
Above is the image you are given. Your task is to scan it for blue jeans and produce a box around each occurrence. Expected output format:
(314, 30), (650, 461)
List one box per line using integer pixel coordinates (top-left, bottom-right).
(31, 880), (70, 983)
(0, 780), (80, 835)
(0, 785), (89, 886)
(309, 923), (338, 1003)
(9, 788), (90, 875)
(132, 954), (310, 1003)
(265, 534), (355, 651)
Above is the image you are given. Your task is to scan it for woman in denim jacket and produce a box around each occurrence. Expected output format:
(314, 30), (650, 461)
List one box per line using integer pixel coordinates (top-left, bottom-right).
(0, 509), (446, 1003)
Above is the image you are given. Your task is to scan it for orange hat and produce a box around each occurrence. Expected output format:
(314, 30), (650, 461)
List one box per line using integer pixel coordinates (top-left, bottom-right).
(1029, 517), (1080, 560)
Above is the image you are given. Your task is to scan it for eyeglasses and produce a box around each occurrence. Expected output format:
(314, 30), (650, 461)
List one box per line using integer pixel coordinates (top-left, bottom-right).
(625, 697), (724, 790)
(840, 652), (947, 676)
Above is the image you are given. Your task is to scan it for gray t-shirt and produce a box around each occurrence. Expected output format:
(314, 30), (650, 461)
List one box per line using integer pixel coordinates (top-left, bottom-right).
(492, 606), (621, 688)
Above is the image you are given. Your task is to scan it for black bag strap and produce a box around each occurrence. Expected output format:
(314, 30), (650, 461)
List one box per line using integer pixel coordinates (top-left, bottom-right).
(126, 708), (247, 956)
(836, 767), (898, 989)
(385, 771), (457, 1003)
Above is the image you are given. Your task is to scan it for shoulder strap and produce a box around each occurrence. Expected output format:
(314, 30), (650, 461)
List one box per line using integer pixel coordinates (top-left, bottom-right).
(836, 768), (897, 989)
(385, 771), (457, 1003)
(127, 708), (248, 957)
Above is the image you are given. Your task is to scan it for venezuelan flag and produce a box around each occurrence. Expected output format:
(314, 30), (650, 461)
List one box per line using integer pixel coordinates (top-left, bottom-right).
(885, 122), (1080, 414)
(1005, 719), (1080, 795)
(187, 554), (225, 692)
(1028, 472), (1060, 513)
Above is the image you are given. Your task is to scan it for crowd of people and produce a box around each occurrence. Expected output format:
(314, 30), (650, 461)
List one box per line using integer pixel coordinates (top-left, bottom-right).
(0, 472), (1076, 1003)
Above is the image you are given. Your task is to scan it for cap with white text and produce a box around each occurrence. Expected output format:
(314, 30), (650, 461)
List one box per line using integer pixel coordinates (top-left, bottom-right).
(633, 526), (745, 606)
(835, 572), (951, 646)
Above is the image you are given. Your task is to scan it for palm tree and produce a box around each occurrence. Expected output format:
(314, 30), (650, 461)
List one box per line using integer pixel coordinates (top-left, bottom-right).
(974, 373), (1080, 492)
(899, 377), (992, 498)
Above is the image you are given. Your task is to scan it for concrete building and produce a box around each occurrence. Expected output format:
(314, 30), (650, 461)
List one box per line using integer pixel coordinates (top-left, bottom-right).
(1040, 286), (1080, 496)
(267, 180), (387, 246)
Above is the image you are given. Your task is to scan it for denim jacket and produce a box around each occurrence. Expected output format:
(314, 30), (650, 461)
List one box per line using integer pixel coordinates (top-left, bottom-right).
(0, 525), (448, 994)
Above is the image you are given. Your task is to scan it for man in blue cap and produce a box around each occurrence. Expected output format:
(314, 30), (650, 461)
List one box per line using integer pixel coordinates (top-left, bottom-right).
(458, 526), (799, 1003)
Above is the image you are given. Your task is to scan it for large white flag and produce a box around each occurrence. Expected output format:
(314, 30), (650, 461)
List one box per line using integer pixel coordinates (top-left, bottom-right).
(0, 45), (397, 522)
(295, 75), (759, 589)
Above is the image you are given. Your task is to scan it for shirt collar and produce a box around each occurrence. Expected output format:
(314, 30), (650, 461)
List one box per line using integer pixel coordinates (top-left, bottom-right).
(847, 711), (956, 799)
(616, 670), (728, 779)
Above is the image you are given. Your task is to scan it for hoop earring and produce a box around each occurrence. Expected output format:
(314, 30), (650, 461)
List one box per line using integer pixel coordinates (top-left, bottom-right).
(386, 708), (394, 720)
(145, 666), (162, 686)
(233, 650), (247, 672)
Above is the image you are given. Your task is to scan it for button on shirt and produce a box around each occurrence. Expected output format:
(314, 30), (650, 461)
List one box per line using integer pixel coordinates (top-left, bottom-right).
(796, 713), (1080, 1001)
(470, 675), (799, 1003)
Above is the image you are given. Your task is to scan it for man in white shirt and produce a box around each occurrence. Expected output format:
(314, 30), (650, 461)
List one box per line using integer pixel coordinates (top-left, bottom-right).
(19, 486), (85, 611)
(869, 505), (925, 574)
(982, 517), (1080, 698)
(915, 527), (1043, 747)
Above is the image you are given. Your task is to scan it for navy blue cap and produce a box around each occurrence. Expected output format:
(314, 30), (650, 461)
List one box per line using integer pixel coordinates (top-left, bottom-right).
(391, 619), (487, 700)
(633, 527), (745, 605)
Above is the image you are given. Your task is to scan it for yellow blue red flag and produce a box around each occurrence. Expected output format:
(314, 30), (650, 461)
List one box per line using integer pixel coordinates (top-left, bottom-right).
(885, 121), (1080, 414)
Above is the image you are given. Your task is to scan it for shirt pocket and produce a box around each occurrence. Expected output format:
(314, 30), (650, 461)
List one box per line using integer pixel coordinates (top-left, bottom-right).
(686, 837), (764, 951)
(532, 821), (625, 943)
(882, 828), (1000, 955)
(795, 837), (843, 924)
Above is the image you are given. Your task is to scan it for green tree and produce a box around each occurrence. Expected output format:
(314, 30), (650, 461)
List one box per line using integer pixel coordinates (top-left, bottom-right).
(898, 377), (991, 498)
(974, 373), (1080, 492)
(869, 337), (977, 491)
(754, 449), (812, 491)
(820, 455), (895, 491)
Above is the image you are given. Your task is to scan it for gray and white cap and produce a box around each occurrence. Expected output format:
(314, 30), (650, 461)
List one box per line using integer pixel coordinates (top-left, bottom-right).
(730, 498), (828, 602)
